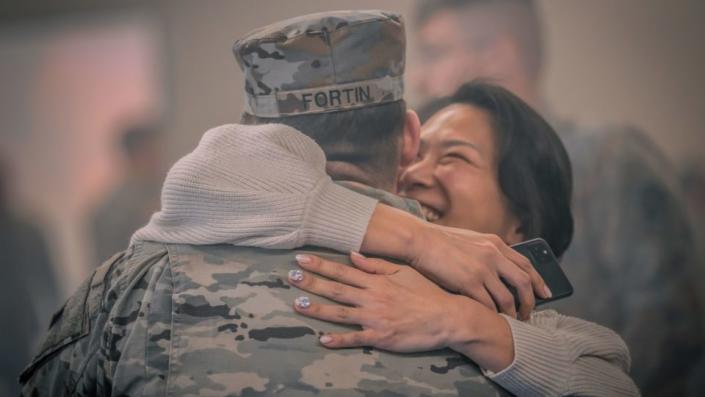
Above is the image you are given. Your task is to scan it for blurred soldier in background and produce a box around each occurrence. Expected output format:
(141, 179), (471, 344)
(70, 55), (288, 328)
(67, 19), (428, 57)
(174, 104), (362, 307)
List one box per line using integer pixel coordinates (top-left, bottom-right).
(681, 160), (705, 253)
(0, 157), (58, 397)
(409, 0), (703, 395)
(680, 159), (705, 395)
(90, 123), (163, 263)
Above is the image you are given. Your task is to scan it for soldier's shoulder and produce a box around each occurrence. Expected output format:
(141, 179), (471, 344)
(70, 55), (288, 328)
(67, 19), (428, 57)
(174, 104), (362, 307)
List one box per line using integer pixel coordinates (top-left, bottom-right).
(19, 243), (171, 393)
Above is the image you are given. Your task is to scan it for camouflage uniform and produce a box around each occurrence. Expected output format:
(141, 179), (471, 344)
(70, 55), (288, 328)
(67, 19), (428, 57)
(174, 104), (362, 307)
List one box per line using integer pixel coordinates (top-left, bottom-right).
(20, 183), (510, 396)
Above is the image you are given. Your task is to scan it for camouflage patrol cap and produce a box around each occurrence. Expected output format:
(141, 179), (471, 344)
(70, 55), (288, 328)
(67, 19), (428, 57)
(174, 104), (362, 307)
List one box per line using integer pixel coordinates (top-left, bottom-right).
(233, 10), (405, 117)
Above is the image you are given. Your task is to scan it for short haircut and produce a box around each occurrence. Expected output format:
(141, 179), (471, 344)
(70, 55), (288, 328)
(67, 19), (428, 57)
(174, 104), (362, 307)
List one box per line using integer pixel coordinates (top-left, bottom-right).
(449, 81), (573, 257)
(415, 0), (544, 80)
(241, 100), (406, 188)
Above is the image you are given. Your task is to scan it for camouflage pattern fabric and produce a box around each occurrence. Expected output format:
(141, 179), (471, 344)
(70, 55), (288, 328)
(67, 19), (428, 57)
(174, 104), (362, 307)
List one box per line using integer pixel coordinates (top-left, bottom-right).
(233, 10), (405, 117)
(20, 186), (510, 396)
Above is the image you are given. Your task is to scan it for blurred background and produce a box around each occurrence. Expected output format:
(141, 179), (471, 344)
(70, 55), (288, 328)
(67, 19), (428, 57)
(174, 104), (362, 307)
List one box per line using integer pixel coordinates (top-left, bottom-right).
(1, 0), (703, 396)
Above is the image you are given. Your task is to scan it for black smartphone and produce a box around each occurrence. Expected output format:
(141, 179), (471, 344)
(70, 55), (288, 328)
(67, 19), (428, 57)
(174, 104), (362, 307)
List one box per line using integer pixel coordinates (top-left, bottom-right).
(507, 238), (573, 308)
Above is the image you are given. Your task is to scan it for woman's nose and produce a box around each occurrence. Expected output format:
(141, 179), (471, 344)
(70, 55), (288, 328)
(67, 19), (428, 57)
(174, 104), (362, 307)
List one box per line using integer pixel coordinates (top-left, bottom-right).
(400, 156), (435, 191)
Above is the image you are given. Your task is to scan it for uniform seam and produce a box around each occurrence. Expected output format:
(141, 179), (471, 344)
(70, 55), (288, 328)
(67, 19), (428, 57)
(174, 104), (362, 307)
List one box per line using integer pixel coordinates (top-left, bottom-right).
(104, 247), (167, 389)
(165, 248), (178, 397)
(142, 258), (169, 395)
(67, 249), (125, 395)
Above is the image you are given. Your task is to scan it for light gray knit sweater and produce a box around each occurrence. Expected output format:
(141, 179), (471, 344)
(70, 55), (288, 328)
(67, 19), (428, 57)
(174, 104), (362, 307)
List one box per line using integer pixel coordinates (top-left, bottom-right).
(132, 123), (639, 396)
(132, 123), (378, 251)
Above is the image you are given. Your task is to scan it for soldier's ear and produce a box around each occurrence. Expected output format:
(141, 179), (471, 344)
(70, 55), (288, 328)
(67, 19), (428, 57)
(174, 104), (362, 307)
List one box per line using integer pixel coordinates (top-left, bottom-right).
(400, 109), (421, 168)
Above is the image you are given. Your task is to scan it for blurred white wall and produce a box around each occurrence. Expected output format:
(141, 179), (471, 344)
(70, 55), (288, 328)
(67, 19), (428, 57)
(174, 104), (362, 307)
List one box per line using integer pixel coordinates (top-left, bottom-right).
(539, 0), (705, 161)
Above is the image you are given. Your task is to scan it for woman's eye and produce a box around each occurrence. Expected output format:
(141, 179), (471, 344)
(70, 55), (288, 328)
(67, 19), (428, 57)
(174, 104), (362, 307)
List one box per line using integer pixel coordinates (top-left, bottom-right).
(442, 153), (471, 164)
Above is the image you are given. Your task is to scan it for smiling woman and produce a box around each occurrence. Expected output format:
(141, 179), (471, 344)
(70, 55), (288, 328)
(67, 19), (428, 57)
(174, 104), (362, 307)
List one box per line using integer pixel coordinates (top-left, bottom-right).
(402, 83), (573, 257)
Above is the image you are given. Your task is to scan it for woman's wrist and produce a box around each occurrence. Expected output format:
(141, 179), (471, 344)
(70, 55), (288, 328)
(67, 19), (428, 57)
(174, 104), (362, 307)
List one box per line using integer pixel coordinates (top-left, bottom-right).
(359, 203), (425, 264)
(445, 295), (516, 373)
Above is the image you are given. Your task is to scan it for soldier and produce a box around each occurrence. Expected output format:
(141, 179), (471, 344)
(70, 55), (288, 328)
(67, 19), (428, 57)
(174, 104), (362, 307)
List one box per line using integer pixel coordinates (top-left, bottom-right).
(20, 10), (636, 396)
(19, 11), (510, 396)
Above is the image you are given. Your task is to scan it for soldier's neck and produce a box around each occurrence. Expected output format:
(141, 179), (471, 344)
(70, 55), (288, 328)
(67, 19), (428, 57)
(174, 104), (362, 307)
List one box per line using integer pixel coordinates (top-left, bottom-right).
(326, 161), (397, 194)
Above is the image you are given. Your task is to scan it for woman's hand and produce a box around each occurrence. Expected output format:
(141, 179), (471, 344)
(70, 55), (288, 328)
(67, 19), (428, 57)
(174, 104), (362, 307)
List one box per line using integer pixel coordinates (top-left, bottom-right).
(410, 222), (550, 320)
(288, 252), (515, 372)
(360, 204), (551, 320)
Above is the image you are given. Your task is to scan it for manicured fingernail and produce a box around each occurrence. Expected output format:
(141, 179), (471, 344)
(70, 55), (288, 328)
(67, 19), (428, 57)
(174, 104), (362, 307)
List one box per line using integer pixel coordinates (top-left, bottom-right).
(295, 296), (311, 309)
(319, 335), (333, 344)
(296, 254), (312, 265)
(288, 269), (304, 282)
(544, 285), (553, 298)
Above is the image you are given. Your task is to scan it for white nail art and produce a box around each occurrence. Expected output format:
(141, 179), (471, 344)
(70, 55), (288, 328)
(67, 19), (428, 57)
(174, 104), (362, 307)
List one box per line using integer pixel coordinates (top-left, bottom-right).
(295, 296), (311, 309)
(289, 269), (304, 282)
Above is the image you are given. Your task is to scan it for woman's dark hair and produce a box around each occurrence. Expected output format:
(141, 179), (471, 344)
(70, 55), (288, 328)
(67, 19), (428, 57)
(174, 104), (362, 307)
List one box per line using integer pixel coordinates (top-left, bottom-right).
(447, 81), (573, 257)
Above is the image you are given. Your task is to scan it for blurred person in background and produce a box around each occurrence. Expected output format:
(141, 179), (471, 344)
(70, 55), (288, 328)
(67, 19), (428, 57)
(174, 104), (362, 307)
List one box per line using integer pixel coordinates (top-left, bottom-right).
(409, 0), (703, 395)
(0, 157), (58, 397)
(679, 160), (705, 396)
(90, 123), (163, 263)
(681, 160), (705, 249)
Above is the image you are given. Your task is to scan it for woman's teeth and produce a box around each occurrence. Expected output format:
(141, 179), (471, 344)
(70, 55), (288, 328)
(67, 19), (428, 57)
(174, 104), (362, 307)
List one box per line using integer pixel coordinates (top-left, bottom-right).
(421, 205), (441, 222)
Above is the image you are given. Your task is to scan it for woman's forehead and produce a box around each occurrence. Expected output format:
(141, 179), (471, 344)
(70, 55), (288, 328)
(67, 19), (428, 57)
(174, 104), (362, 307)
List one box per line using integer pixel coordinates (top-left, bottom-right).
(420, 104), (494, 147)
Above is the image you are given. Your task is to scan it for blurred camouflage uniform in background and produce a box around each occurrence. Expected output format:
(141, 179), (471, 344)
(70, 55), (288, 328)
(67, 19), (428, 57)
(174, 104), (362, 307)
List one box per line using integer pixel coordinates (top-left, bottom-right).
(547, 121), (704, 396)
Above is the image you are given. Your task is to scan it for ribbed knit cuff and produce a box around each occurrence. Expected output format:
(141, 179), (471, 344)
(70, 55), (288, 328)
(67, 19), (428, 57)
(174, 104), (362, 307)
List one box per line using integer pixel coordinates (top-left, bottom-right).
(300, 177), (378, 252)
(484, 314), (572, 397)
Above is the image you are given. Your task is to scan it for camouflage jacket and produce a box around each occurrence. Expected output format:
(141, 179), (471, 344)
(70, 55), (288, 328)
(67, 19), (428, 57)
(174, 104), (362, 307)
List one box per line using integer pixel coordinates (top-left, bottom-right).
(20, 188), (509, 396)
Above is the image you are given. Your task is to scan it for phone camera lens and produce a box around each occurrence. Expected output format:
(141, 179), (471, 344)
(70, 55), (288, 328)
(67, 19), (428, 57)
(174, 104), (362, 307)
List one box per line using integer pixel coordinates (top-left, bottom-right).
(529, 244), (552, 264)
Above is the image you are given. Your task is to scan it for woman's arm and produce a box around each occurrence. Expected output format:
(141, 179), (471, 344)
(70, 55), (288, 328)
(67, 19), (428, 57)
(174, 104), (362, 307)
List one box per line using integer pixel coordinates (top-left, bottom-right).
(486, 311), (637, 396)
(288, 253), (639, 397)
(131, 123), (379, 252)
(135, 123), (546, 316)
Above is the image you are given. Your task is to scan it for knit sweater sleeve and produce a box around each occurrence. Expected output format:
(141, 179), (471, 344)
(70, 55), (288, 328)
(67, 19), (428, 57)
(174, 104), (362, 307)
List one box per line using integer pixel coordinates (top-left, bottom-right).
(485, 310), (639, 396)
(131, 123), (378, 251)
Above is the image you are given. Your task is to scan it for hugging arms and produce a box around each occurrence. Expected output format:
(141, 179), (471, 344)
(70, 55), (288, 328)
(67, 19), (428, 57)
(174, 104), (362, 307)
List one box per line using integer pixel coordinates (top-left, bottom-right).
(170, 121), (638, 396)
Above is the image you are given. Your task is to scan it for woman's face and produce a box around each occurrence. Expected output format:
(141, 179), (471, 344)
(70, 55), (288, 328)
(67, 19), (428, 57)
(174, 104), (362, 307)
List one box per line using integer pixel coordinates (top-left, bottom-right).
(400, 104), (523, 244)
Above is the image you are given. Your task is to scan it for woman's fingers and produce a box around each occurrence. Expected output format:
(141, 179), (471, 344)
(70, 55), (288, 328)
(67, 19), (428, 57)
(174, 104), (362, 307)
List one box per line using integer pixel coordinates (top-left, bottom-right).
(318, 330), (377, 348)
(495, 262), (535, 320)
(295, 254), (369, 288)
(463, 283), (498, 313)
(288, 269), (362, 306)
(498, 243), (551, 299)
(292, 296), (363, 325)
(349, 252), (400, 275)
(484, 276), (519, 319)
